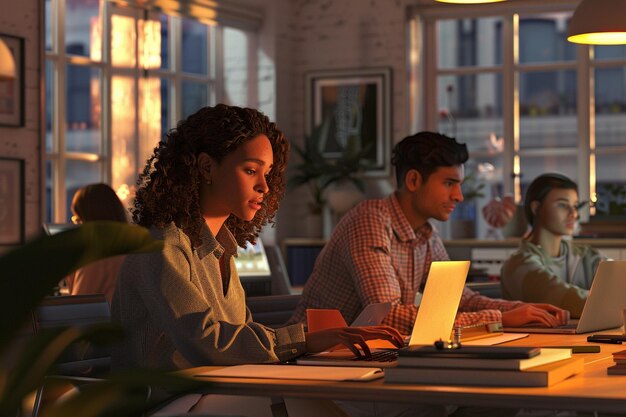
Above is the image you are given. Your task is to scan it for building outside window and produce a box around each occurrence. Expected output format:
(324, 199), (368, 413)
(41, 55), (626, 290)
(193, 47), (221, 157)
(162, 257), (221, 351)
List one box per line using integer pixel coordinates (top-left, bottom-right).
(410, 1), (626, 238)
(45, 0), (259, 222)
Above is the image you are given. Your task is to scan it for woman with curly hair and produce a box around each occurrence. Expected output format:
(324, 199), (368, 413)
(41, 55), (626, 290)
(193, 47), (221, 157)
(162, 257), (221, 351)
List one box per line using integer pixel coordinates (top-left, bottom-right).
(111, 104), (402, 379)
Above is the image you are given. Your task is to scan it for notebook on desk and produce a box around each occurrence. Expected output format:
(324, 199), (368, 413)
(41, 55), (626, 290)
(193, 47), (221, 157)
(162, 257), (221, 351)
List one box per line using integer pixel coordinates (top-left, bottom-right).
(504, 260), (626, 334)
(296, 260), (471, 367)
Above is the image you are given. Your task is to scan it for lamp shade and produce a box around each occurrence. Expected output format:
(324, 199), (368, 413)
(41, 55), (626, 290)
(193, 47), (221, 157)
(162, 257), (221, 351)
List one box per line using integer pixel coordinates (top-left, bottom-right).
(567, 0), (626, 45)
(436, 0), (506, 3)
(0, 38), (16, 81)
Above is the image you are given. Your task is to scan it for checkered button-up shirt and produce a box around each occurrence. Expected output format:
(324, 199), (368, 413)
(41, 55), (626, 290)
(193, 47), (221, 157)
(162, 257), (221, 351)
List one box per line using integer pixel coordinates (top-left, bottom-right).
(289, 193), (522, 335)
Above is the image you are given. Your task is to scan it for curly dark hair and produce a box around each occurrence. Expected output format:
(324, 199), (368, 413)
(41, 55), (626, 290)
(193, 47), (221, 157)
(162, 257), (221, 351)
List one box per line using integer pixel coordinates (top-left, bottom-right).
(132, 104), (289, 248)
(391, 131), (468, 187)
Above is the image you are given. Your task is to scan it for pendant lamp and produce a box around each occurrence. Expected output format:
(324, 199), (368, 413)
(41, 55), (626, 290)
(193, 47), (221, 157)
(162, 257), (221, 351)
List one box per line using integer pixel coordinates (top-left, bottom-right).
(0, 39), (16, 81)
(567, 0), (626, 45)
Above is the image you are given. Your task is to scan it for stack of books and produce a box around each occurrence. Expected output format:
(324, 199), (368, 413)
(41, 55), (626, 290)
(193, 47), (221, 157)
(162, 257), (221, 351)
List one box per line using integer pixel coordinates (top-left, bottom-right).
(607, 349), (626, 375)
(384, 346), (584, 387)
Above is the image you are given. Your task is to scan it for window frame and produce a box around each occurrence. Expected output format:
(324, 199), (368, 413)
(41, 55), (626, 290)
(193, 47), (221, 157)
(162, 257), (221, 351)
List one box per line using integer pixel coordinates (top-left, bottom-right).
(45, 0), (260, 223)
(407, 0), (626, 223)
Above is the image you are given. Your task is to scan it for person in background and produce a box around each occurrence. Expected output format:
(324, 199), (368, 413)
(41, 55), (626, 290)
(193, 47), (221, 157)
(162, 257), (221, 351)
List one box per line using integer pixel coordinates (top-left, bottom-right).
(288, 131), (568, 417)
(289, 132), (568, 337)
(111, 104), (402, 394)
(65, 183), (128, 303)
(501, 173), (605, 317)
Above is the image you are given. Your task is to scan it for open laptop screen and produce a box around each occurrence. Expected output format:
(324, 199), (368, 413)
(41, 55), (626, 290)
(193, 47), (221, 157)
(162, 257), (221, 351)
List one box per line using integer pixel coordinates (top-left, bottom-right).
(234, 240), (271, 277)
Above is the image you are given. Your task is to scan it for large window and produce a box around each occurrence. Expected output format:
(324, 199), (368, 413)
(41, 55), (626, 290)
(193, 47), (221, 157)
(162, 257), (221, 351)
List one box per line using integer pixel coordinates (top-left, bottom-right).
(45, 0), (259, 222)
(411, 1), (626, 236)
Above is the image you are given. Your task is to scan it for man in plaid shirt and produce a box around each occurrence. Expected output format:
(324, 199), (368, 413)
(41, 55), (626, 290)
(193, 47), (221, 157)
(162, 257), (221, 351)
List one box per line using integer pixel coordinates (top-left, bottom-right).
(289, 131), (568, 335)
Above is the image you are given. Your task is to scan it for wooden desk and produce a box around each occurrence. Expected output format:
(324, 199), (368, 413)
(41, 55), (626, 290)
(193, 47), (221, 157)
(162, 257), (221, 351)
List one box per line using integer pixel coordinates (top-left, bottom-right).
(186, 333), (626, 414)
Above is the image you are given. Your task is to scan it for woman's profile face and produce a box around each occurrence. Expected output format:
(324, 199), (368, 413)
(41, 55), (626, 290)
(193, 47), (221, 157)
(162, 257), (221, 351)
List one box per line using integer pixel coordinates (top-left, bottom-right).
(534, 188), (579, 236)
(203, 134), (274, 221)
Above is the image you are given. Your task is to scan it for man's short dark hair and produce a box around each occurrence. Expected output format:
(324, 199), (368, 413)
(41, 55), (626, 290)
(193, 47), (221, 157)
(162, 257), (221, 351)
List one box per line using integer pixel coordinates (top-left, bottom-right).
(391, 131), (469, 187)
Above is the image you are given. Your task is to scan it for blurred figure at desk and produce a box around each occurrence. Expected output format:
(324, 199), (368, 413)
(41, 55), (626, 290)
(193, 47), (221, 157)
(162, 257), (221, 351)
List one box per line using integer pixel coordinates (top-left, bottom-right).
(289, 132), (569, 335)
(65, 183), (128, 303)
(501, 173), (606, 318)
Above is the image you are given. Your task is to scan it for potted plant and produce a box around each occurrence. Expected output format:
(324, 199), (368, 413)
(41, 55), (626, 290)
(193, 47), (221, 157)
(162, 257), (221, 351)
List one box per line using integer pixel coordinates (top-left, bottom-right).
(288, 124), (373, 236)
(450, 170), (486, 239)
(0, 223), (207, 417)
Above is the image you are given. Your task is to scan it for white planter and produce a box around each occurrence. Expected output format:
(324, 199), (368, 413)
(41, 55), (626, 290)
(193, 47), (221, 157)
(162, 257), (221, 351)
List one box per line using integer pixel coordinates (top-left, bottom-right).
(325, 180), (364, 214)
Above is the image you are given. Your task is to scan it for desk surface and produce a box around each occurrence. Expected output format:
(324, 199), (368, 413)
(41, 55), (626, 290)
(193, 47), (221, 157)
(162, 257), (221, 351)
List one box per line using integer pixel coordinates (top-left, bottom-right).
(187, 333), (626, 413)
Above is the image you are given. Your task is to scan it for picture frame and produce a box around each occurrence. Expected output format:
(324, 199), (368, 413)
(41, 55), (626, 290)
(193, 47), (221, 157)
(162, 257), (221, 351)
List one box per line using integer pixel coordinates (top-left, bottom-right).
(0, 157), (25, 245)
(305, 67), (392, 176)
(0, 33), (25, 127)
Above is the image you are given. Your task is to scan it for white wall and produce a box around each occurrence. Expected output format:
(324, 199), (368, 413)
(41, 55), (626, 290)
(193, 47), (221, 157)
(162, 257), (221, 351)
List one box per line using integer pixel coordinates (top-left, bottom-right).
(0, 0), (42, 248)
(0, 0), (414, 246)
(274, 0), (414, 242)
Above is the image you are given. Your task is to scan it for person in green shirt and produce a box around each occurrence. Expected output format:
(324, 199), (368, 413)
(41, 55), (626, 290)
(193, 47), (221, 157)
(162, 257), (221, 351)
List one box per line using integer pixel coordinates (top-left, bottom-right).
(501, 173), (605, 317)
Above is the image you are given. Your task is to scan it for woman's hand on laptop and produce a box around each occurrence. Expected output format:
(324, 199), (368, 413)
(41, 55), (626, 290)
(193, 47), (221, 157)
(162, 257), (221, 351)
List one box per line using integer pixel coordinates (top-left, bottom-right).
(502, 303), (570, 328)
(305, 326), (404, 358)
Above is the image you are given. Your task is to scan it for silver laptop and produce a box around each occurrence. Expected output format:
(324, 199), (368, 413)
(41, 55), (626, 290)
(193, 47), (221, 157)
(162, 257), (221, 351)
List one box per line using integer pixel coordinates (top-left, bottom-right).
(504, 260), (626, 334)
(350, 302), (392, 327)
(296, 260), (471, 367)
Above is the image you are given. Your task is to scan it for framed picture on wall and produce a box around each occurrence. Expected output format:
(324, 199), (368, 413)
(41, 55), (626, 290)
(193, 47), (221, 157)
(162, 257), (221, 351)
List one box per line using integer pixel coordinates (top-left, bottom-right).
(0, 157), (25, 245)
(305, 67), (392, 176)
(0, 33), (25, 127)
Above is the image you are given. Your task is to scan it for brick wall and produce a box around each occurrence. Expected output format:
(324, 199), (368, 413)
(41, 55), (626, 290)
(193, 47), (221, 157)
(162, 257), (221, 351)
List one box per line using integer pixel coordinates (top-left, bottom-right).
(275, 0), (413, 241)
(0, 0), (42, 248)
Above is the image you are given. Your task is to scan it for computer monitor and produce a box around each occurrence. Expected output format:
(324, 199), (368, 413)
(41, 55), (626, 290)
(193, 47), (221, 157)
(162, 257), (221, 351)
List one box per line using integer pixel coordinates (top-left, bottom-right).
(42, 223), (78, 236)
(234, 240), (271, 277)
(235, 240), (273, 297)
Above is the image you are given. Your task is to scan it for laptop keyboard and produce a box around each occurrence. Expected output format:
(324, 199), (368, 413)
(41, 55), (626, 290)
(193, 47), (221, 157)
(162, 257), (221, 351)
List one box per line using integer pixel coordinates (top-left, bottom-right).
(353, 350), (398, 362)
(553, 323), (577, 330)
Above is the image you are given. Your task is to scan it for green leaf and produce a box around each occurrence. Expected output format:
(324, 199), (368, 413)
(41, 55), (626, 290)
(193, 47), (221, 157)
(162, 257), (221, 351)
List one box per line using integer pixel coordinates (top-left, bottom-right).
(40, 370), (209, 417)
(0, 325), (123, 415)
(0, 222), (163, 351)
(289, 124), (373, 213)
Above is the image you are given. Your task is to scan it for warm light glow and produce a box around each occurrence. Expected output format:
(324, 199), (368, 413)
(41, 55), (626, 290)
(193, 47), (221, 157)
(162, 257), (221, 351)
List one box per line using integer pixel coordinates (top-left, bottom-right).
(111, 76), (136, 199)
(436, 0), (506, 3)
(112, 15), (136, 67)
(89, 16), (102, 61)
(589, 153), (597, 216)
(567, 0), (626, 45)
(138, 77), (161, 167)
(0, 38), (16, 81)
(139, 19), (161, 69)
(568, 32), (626, 45)
(116, 184), (131, 202)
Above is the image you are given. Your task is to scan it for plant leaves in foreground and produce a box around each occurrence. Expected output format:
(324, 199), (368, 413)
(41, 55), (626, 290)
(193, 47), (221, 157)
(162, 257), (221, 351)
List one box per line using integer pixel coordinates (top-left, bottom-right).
(0, 222), (163, 349)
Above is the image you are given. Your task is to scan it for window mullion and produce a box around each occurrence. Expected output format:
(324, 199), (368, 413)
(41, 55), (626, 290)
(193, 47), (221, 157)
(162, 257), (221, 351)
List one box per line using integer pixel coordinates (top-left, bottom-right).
(577, 45), (592, 220)
(171, 16), (182, 124)
(502, 12), (518, 200)
(424, 18), (437, 132)
(103, 0), (112, 187)
(214, 26), (224, 105)
(54, 0), (67, 223)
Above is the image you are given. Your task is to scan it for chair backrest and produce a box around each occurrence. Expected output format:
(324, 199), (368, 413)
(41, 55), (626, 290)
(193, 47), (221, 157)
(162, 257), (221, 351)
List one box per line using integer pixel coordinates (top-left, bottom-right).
(265, 245), (294, 295)
(32, 294), (112, 377)
(246, 294), (302, 329)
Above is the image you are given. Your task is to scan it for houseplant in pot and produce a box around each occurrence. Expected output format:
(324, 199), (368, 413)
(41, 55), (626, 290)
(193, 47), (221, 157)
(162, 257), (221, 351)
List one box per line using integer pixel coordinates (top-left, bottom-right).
(0, 222), (208, 417)
(289, 124), (372, 237)
(449, 170), (486, 239)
